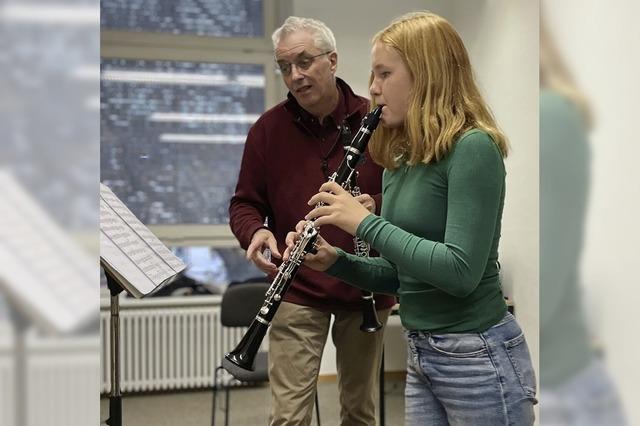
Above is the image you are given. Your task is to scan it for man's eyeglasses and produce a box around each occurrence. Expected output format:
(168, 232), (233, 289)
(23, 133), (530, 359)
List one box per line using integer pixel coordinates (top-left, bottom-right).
(275, 51), (333, 76)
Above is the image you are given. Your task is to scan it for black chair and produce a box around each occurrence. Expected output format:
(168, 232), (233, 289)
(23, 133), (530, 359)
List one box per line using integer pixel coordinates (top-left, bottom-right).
(211, 282), (321, 426)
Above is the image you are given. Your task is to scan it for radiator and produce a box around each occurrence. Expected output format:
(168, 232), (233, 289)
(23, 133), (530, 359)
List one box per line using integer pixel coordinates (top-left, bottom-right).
(100, 293), (255, 393)
(27, 333), (99, 426)
(0, 323), (100, 426)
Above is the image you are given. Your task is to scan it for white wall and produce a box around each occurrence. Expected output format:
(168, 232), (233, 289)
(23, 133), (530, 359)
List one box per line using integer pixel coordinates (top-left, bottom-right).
(289, 0), (539, 377)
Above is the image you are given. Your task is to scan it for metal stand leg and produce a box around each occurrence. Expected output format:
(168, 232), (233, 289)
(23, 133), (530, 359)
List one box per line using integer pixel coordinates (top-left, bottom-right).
(379, 350), (385, 426)
(106, 273), (123, 426)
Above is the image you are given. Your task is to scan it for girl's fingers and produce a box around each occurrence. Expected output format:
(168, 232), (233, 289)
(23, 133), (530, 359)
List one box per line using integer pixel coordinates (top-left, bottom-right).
(318, 181), (343, 194)
(305, 206), (332, 221)
(313, 214), (335, 228)
(308, 191), (334, 206)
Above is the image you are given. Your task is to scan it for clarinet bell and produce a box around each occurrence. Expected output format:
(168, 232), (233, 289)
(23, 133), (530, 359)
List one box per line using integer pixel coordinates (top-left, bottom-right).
(360, 297), (383, 333)
(360, 312), (383, 332)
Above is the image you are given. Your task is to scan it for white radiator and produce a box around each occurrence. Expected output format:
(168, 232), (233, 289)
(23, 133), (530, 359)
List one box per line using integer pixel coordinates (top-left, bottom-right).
(0, 322), (100, 426)
(27, 333), (99, 426)
(100, 292), (256, 393)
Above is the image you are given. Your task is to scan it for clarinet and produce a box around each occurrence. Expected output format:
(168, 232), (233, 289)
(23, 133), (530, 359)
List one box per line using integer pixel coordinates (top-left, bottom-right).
(350, 183), (383, 333)
(224, 106), (383, 372)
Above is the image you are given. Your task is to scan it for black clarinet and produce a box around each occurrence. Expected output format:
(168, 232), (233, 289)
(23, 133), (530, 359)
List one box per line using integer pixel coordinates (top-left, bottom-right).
(350, 183), (383, 333)
(224, 106), (383, 372)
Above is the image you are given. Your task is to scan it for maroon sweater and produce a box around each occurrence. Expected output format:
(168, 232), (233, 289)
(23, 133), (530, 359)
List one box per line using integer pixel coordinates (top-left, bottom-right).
(229, 78), (395, 311)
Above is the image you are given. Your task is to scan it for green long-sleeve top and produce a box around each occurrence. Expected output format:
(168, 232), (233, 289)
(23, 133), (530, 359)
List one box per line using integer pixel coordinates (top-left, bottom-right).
(327, 129), (507, 332)
(539, 90), (593, 387)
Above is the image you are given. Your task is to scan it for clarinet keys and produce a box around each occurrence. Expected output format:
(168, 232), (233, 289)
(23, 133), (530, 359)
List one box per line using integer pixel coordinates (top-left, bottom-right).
(309, 241), (319, 255)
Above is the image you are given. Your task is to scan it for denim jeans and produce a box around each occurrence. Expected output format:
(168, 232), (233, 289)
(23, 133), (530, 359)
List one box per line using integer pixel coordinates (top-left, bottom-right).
(404, 312), (537, 425)
(540, 359), (626, 425)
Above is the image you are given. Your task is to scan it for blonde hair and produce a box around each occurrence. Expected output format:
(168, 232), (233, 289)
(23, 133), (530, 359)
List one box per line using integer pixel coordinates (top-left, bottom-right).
(369, 12), (508, 169)
(540, 17), (592, 127)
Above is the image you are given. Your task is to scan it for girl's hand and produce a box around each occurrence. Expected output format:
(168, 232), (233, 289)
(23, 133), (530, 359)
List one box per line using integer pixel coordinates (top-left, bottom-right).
(305, 181), (372, 235)
(353, 193), (376, 213)
(283, 220), (339, 272)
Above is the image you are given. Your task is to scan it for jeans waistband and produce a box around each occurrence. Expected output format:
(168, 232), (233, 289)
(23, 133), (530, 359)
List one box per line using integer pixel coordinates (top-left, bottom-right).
(491, 311), (515, 328)
(405, 312), (515, 338)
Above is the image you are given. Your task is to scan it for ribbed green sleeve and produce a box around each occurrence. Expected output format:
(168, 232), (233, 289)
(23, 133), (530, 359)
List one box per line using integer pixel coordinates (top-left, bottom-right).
(357, 134), (505, 298)
(327, 248), (400, 295)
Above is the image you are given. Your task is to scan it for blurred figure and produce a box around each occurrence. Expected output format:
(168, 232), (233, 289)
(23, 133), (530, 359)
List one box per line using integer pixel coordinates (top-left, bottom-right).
(0, 1), (100, 425)
(539, 17), (626, 425)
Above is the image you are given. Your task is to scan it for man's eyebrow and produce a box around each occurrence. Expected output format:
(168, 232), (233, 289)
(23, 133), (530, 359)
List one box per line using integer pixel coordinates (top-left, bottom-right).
(276, 51), (311, 62)
(294, 51), (311, 59)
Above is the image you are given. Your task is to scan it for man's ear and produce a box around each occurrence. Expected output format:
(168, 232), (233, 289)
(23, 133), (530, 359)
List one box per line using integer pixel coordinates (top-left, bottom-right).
(329, 52), (338, 73)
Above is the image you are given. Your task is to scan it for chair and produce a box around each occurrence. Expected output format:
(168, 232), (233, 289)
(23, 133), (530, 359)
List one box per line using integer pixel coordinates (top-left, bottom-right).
(211, 282), (321, 426)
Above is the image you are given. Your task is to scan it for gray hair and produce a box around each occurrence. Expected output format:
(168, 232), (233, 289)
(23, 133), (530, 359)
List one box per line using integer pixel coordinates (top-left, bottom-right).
(272, 16), (337, 53)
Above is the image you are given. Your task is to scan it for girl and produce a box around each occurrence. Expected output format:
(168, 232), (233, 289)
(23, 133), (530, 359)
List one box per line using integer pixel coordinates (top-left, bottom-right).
(285, 11), (537, 426)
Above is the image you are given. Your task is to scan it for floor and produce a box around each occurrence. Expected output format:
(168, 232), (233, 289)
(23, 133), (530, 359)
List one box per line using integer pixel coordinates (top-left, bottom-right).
(100, 378), (405, 426)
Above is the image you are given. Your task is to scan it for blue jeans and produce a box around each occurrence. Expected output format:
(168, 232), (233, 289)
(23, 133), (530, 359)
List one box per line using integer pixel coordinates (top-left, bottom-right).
(540, 359), (626, 425)
(404, 312), (537, 425)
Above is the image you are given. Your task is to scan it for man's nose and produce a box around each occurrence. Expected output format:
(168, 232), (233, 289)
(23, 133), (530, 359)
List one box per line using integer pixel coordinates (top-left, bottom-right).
(290, 64), (305, 80)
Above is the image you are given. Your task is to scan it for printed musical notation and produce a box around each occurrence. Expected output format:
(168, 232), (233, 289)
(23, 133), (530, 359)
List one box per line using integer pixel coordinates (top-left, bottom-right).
(100, 183), (185, 298)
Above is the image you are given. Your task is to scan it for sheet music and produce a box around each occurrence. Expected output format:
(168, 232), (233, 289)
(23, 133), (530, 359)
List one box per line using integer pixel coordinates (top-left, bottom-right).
(0, 170), (98, 334)
(100, 183), (185, 298)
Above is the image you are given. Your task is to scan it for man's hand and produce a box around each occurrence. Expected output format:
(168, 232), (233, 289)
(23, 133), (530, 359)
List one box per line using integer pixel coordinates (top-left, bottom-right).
(246, 229), (281, 275)
(283, 221), (338, 272)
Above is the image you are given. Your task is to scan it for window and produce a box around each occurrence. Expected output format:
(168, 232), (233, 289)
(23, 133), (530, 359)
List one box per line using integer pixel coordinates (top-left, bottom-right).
(101, 0), (290, 249)
(101, 58), (264, 225)
(101, 0), (264, 37)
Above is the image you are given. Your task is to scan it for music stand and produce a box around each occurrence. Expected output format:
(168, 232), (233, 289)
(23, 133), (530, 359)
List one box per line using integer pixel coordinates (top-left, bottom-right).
(103, 267), (123, 426)
(100, 183), (185, 426)
(0, 170), (99, 426)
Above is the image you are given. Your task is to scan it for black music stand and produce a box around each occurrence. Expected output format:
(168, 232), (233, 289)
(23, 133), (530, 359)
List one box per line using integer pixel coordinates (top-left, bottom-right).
(101, 264), (182, 426)
(100, 182), (185, 426)
(100, 260), (183, 426)
(104, 268), (124, 426)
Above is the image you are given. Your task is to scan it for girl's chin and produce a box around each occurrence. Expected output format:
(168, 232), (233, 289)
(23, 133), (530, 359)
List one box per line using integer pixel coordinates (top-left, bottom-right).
(380, 117), (401, 129)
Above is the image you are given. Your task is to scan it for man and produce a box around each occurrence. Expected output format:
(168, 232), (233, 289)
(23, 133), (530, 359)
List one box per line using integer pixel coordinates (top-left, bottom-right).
(229, 16), (395, 426)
